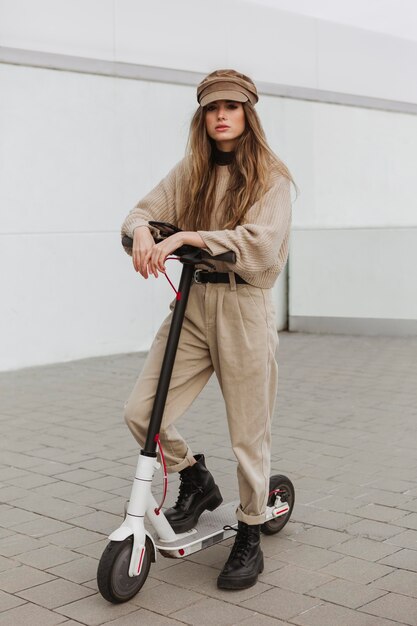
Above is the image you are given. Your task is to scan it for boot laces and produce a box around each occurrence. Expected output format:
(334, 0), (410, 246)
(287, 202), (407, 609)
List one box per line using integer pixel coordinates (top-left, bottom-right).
(224, 524), (252, 564)
(175, 473), (202, 507)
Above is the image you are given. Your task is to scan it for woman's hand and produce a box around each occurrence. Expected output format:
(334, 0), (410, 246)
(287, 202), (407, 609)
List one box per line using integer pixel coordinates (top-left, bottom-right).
(133, 229), (205, 279)
(132, 226), (155, 278)
(145, 232), (185, 277)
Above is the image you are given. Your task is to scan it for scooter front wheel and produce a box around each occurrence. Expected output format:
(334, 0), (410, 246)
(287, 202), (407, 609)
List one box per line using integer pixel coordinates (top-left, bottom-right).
(97, 535), (152, 603)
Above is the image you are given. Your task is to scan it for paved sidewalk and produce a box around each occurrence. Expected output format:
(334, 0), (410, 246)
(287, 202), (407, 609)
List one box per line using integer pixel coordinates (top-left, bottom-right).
(1, 332), (417, 625)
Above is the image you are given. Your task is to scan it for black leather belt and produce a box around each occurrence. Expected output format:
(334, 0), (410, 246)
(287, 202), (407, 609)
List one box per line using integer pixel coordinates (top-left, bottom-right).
(193, 270), (247, 284)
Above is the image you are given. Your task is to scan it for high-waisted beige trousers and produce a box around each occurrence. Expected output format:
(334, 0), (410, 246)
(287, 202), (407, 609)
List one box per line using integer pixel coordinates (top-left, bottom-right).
(124, 279), (279, 525)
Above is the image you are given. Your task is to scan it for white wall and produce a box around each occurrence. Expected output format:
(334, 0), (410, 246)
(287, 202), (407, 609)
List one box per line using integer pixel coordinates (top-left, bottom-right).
(1, 0), (416, 370)
(0, 63), (290, 370)
(290, 228), (417, 331)
(285, 97), (417, 229)
(0, 63), (190, 371)
(256, 0), (417, 41)
(1, 0), (417, 104)
(285, 98), (417, 333)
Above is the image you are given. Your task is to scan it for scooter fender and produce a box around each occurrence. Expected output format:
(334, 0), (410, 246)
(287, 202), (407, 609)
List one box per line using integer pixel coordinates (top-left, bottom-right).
(108, 523), (156, 576)
(129, 530), (156, 577)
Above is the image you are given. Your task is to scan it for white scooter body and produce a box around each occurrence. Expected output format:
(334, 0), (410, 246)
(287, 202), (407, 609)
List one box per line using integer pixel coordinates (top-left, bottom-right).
(108, 453), (290, 577)
(98, 225), (295, 602)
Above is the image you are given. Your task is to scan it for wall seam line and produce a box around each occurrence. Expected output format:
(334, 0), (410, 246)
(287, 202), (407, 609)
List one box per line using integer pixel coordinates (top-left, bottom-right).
(1, 46), (417, 115)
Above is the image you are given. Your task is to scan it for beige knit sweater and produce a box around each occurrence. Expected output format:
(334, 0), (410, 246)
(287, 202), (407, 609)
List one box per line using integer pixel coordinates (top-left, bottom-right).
(121, 158), (292, 288)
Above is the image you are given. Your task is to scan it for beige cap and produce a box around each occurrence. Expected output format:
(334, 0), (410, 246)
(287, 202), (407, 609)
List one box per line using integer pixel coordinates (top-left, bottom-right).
(197, 69), (259, 107)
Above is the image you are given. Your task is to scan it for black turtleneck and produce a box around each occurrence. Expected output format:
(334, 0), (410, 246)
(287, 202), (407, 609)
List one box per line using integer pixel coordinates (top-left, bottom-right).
(212, 144), (235, 166)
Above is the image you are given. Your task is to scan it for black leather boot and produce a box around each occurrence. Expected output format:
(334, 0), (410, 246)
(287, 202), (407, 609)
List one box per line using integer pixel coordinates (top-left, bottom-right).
(164, 454), (223, 533)
(217, 521), (264, 589)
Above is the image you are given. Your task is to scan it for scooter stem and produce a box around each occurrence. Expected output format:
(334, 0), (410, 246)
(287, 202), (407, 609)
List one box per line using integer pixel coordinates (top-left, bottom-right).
(142, 262), (195, 455)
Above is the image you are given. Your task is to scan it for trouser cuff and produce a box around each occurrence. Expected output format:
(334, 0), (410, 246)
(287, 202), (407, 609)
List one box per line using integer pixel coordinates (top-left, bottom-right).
(166, 447), (195, 473)
(236, 505), (266, 525)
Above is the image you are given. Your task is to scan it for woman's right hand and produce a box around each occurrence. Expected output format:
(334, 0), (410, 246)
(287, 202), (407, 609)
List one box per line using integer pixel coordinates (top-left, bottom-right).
(132, 226), (156, 278)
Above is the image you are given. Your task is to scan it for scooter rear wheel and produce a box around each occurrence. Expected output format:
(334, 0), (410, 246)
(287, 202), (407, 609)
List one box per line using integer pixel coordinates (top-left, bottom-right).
(97, 536), (152, 603)
(261, 474), (295, 535)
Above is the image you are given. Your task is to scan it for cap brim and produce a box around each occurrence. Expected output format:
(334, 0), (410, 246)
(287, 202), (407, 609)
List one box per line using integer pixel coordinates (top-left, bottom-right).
(200, 90), (248, 107)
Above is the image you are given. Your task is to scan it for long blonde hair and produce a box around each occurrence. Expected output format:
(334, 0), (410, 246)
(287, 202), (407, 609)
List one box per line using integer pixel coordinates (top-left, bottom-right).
(177, 100), (297, 231)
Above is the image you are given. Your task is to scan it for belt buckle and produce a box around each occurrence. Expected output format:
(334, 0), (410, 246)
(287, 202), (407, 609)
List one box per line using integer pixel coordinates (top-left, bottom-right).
(194, 269), (203, 284)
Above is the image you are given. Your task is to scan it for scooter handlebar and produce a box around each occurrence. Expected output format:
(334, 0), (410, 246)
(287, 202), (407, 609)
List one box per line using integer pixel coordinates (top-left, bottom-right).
(121, 235), (236, 264)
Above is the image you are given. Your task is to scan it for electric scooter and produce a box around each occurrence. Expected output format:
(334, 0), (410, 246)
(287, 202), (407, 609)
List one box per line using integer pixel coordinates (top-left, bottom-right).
(97, 221), (295, 603)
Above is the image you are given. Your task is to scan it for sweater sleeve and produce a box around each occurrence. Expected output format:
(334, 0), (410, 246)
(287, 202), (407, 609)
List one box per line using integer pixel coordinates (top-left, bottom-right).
(197, 174), (292, 274)
(120, 160), (183, 252)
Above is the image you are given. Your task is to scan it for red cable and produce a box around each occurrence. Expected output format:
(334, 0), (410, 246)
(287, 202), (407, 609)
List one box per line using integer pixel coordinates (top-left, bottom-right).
(163, 257), (182, 300)
(152, 256), (185, 515)
(154, 434), (168, 514)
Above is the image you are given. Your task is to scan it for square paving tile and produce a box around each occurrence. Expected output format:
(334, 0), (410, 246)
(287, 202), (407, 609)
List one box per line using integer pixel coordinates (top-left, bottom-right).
(385, 529), (417, 550)
(0, 555), (19, 574)
(46, 527), (105, 549)
(14, 545), (81, 570)
(130, 581), (203, 615)
(393, 512), (417, 531)
(346, 518), (405, 540)
(47, 556), (99, 584)
(151, 560), (218, 589)
(68, 511), (122, 535)
(360, 591), (417, 625)
(240, 616), (288, 626)
(102, 608), (201, 625)
(308, 577), (387, 608)
(0, 564), (56, 593)
(0, 534), (47, 558)
(319, 555), (394, 584)
(55, 593), (138, 625)
(379, 549), (417, 573)
(12, 518), (72, 538)
(0, 507), (40, 529)
(171, 596), (260, 625)
(266, 563), (334, 594)
(278, 544), (344, 570)
(17, 578), (95, 608)
(241, 586), (320, 620)
(0, 602), (67, 625)
(331, 536), (401, 561)
(192, 577), (272, 604)
(293, 526), (348, 548)
(291, 601), (403, 626)
(0, 590), (26, 612)
(371, 569), (417, 598)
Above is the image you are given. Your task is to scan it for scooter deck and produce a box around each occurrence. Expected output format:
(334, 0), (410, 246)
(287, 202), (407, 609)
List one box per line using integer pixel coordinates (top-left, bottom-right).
(152, 501), (238, 552)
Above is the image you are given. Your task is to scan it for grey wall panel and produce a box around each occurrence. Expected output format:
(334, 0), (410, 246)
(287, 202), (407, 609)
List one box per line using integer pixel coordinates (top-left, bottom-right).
(290, 316), (417, 336)
(289, 228), (417, 333)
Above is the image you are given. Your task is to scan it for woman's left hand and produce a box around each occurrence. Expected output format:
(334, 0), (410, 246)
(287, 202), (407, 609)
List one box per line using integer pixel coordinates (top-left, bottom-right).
(145, 232), (185, 277)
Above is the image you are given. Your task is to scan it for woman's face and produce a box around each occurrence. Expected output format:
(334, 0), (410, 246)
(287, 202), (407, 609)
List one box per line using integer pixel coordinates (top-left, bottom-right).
(205, 100), (246, 151)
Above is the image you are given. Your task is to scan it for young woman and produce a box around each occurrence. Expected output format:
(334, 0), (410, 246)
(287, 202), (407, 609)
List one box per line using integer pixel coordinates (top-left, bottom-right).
(121, 69), (296, 590)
